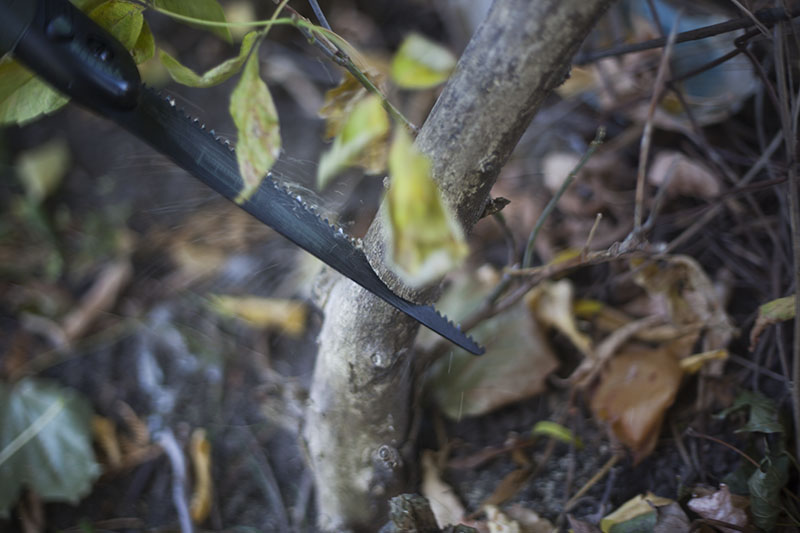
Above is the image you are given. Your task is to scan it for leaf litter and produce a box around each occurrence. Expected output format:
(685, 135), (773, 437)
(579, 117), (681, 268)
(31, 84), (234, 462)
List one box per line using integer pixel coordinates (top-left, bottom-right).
(2, 0), (799, 530)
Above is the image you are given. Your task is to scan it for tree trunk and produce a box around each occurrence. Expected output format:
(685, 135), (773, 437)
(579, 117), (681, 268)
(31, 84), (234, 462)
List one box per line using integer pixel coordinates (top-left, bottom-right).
(303, 0), (614, 529)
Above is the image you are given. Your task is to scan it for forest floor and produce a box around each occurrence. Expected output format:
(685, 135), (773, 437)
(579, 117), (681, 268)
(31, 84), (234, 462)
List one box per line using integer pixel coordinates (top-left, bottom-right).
(1, 0), (799, 532)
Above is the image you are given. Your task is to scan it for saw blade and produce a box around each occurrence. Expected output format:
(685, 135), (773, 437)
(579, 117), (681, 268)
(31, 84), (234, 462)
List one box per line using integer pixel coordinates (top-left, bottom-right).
(101, 86), (483, 355)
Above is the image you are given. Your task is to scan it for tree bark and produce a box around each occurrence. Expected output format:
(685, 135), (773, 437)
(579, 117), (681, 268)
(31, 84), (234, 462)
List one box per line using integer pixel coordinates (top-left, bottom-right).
(303, 0), (614, 530)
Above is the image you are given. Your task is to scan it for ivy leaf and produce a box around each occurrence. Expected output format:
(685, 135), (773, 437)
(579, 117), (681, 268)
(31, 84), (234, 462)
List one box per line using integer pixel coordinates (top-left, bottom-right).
(391, 34), (456, 89)
(130, 20), (155, 64)
(0, 59), (69, 126)
(384, 127), (468, 287)
(229, 40), (281, 202)
(748, 452), (789, 531)
(317, 94), (390, 189)
(716, 390), (784, 434)
(159, 31), (259, 88)
(89, 0), (145, 50)
(0, 379), (101, 517)
(153, 0), (232, 44)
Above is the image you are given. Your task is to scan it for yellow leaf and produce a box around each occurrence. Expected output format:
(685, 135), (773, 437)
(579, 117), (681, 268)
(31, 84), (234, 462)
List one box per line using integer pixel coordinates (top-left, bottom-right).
(680, 349), (728, 374)
(229, 41), (281, 202)
(384, 128), (468, 287)
(391, 34), (456, 89)
(15, 137), (71, 205)
(317, 94), (389, 188)
(209, 295), (307, 336)
(91, 416), (122, 469)
(189, 428), (212, 523)
(531, 421), (583, 448)
(600, 493), (675, 532)
(318, 69), (385, 139)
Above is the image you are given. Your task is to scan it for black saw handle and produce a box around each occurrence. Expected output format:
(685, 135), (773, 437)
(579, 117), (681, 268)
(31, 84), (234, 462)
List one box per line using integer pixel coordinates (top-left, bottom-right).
(0, 0), (140, 110)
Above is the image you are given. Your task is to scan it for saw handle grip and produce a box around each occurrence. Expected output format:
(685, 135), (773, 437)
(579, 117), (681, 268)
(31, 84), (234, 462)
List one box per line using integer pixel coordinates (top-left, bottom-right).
(0, 0), (140, 110)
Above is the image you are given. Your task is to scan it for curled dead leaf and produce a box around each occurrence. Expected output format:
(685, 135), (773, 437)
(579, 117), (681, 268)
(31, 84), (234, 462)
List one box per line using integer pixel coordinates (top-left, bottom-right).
(687, 485), (748, 533)
(421, 450), (466, 529)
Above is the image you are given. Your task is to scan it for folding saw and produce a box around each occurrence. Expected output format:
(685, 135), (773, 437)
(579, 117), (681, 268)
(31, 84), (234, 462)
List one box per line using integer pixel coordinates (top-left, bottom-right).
(0, 0), (483, 354)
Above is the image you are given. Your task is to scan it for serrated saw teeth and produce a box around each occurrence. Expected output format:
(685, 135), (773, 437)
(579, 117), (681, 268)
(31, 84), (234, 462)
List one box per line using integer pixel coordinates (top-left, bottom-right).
(103, 86), (484, 354)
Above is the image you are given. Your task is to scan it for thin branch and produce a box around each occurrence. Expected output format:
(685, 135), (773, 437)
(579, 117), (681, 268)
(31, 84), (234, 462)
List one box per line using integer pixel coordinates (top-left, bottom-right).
(634, 15), (680, 233)
(574, 6), (800, 65)
(284, 7), (418, 133)
(307, 0), (332, 31)
(773, 20), (800, 478)
(522, 127), (606, 268)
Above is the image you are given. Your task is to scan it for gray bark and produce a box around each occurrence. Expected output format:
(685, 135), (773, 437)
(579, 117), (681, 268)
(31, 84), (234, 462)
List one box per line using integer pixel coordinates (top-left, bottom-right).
(303, 0), (614, 530)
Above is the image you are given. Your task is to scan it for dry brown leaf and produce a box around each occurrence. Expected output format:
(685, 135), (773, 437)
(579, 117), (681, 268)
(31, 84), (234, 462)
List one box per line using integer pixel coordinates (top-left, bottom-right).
(633, 255), (735, 353)
(649, 150), (720, 199)
(426, 268), (558, 419)
(189, 428), (213, 524)
(169, 241), (229, 282)
(528, 280), (592, 357)
(481, 467), (534, 509)
(62, 258), (133, 342)
(590, 343), (683, 462)
(687, 485), (749, 533)
(421, 450), (466, 528)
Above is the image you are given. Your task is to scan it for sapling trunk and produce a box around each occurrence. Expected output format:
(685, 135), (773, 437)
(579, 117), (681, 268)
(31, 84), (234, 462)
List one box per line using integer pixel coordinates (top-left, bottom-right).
(303, 0), (614, 529)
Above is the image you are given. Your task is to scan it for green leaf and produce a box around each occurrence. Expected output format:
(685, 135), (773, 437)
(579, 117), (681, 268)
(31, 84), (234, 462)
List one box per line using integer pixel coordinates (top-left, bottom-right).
(0, 379), (101, 517)
(716, 390), (784, 434)
(89, 1), (145, 50)
(317, 94), (390, 189)
(159, 31), (259, 88)
(130, 20), (155, 64)
(229, 40), (281, 202)
(748, 452), (789, 531)
(390, 33), (456, 89)
(384, 127), (468, 286)
(0, 59), (69, 126)
(15, 137), (71, 205)
(153, 0), (232, 43)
